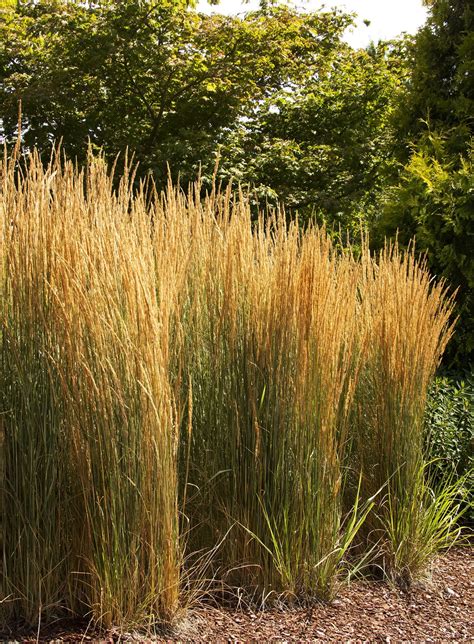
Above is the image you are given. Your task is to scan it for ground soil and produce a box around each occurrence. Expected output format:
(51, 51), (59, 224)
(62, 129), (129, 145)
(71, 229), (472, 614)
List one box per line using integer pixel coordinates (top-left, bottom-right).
(3, 547), (473, 643)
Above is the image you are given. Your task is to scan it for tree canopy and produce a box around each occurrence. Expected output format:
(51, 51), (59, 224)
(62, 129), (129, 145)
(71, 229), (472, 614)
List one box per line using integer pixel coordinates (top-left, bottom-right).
(217, 39), (409, 230)
(0, 0), (351, 182)
(379, 0), (474, 365)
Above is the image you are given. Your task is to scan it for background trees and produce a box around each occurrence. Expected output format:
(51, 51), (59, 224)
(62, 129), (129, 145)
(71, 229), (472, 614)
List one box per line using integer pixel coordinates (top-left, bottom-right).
(379, 0), (474, 365)
(0, 1), (351, 183)
(217, 40), (409, 231)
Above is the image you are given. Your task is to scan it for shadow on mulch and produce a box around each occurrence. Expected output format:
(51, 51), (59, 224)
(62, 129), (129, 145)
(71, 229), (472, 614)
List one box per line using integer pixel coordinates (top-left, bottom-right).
(2, 547), (473, 642)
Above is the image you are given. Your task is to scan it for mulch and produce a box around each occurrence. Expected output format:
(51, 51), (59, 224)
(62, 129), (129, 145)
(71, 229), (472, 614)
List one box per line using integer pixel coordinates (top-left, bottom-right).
(3, 547), (473, 643)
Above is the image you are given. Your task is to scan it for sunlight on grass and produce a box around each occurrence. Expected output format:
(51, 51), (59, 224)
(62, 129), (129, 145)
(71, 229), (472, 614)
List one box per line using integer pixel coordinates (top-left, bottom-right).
(0, 148), (465, 630)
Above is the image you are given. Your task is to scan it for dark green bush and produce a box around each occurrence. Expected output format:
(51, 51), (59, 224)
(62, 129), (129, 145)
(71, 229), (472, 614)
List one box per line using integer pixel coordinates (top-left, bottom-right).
(425, 374), (474, 521)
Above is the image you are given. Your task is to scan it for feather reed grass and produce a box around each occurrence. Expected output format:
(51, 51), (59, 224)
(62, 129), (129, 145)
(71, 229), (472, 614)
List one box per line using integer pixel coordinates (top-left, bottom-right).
(351, 245), (458, 584)
(1, 151), (180, 628)
(0, 148), (462, 630)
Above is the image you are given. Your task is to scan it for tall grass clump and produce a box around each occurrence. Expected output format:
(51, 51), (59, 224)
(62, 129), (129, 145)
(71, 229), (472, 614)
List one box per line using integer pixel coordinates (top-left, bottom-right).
(0, 146), (463, 631)
(1, 151), (181, 628)
(352, 245), (459, 585)
(1, 150), (72, 626)
(176, 197), (370, 600)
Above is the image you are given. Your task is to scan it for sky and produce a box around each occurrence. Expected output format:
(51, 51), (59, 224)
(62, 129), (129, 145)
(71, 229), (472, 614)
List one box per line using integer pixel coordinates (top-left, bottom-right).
(196, 1), (428, 49)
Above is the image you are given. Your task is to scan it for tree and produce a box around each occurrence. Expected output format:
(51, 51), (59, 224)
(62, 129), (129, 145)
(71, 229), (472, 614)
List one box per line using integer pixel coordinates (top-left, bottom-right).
(0, 0), (351, 184)
(379, 0), (474, 365)
(380, 131), (474, 363)
(396, 0), (473, 154)
(217, 39), (409, 232)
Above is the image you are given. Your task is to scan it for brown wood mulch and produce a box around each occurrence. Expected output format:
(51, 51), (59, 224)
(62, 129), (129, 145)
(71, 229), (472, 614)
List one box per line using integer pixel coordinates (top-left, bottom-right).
(3, 547), (473, 643)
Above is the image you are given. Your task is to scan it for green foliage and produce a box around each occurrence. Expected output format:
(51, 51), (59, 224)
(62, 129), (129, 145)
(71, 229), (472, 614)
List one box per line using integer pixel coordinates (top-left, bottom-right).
(378, 131), (474, 364)
(380, 463), (467, 588)
(380, 0), (474, 365)
(218, 39), (410, 231)
(0, 0), (17, 10)
(396, 0), (474, 150)
(0, 0), (351, 185)
(425, 375), (474, 520)
(0, 0), (412, 232)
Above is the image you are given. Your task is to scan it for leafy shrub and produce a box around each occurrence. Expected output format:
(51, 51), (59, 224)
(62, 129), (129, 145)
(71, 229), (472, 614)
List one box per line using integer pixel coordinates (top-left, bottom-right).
(425, 375), (474, 521)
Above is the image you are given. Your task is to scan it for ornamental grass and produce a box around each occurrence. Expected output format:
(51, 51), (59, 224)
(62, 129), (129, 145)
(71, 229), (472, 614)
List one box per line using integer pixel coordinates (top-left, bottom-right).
(0, 149), (460, 631)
